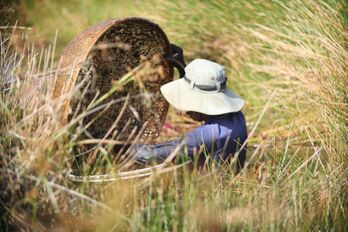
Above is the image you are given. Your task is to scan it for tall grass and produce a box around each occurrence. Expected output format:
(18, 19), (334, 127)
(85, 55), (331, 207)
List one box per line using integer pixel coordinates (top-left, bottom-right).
(1, 0), (347, 231)
(17, 0), (152, 57)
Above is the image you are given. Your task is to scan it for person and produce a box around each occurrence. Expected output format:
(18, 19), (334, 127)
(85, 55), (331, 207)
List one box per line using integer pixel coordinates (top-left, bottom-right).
(134, 59), (247, 172)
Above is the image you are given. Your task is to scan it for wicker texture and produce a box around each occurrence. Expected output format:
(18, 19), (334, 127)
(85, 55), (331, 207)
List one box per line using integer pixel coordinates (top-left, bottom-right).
(53, 17), (173, 144)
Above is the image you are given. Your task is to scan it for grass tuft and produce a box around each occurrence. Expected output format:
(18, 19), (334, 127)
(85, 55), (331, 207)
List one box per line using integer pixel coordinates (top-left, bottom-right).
(1, 0), (347, 231)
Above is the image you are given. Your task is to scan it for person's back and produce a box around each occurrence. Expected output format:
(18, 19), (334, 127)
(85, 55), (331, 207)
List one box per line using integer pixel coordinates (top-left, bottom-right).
(185, 111), (247, 168)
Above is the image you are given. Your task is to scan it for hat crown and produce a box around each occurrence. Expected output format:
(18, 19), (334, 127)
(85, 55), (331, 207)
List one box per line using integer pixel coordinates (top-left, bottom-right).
(185, 59), (226, 86)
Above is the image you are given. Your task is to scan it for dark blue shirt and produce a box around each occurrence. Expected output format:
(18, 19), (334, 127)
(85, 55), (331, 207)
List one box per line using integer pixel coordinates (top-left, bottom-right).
(134, 111), (247, 170)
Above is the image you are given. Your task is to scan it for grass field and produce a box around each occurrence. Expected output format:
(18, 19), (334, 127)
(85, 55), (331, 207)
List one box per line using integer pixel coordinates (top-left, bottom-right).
(1, 0), (347, 231)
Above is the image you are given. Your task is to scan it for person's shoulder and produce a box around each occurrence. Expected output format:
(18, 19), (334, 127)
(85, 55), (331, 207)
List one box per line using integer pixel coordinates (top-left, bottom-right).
(230, 111), (246, 121)
(229, 111), (244, 117)
(185, 123), (217, 146)
(187, 123), (218, 141)
(194, 122), (216, 133)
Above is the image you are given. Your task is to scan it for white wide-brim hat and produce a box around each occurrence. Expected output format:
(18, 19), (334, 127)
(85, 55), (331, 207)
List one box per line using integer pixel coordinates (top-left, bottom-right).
(160, 59), (244, 115)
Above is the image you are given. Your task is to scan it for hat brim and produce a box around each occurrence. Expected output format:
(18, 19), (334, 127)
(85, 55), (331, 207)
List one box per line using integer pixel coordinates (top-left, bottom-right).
(160, 78), (244, 115)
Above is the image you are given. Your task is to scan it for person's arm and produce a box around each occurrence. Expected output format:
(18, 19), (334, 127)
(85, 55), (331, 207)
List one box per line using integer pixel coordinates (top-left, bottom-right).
(182, 124), (215, 161)
(133, 138), (182, 164)
(133, 125), (215, 165)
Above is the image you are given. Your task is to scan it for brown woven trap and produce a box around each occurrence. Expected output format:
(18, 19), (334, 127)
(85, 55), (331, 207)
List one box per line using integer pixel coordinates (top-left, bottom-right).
(53, 18), (174, 171)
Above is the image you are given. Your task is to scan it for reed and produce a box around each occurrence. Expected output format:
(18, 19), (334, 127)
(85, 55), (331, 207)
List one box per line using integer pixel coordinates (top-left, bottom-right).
(1, 0), (347, 231)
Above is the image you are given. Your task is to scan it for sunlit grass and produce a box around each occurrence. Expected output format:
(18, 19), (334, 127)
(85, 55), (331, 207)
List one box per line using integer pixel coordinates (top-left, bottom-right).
(1, 0), (347, 231)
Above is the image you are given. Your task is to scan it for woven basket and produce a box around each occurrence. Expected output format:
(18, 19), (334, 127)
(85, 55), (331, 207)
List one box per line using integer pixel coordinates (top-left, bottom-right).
(53, 17), (173, 145)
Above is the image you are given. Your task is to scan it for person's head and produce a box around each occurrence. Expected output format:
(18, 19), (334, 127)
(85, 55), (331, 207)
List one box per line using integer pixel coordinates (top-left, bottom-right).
(160, 59), (244, 118)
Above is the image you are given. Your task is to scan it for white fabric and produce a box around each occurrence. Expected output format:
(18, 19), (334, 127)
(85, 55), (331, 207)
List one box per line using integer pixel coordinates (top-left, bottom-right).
(160, 59), (244, 115)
